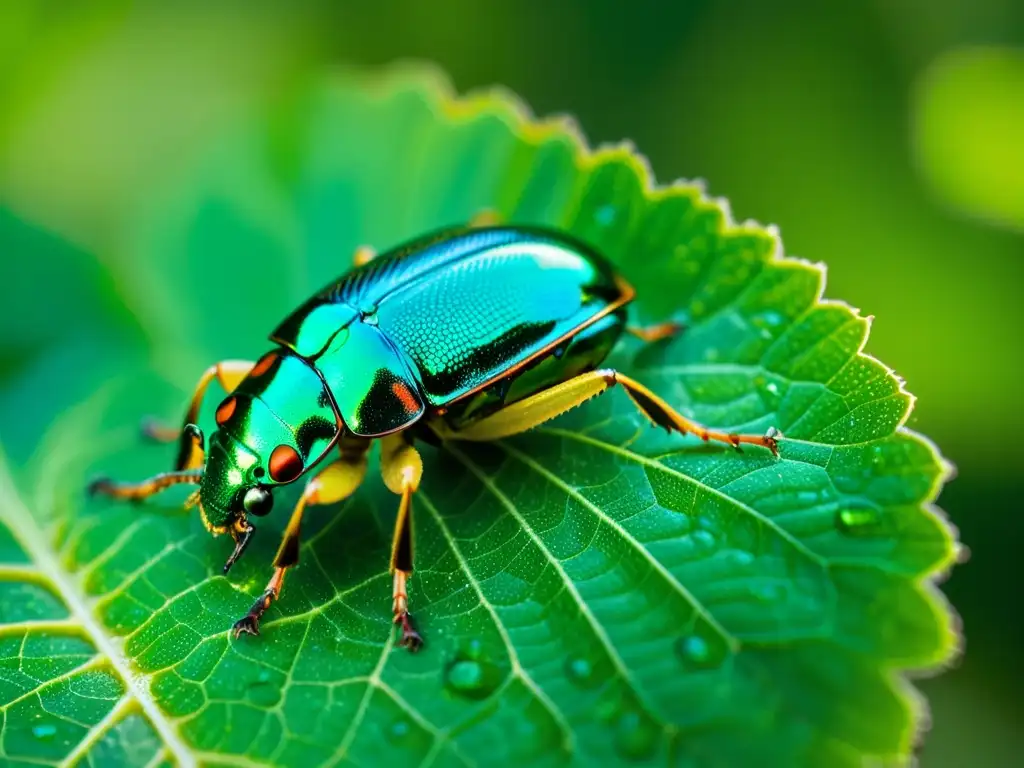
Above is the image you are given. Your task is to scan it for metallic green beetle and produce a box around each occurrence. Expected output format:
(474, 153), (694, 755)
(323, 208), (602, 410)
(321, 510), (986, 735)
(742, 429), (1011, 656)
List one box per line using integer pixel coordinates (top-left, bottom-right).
(91, 218), (779, 649)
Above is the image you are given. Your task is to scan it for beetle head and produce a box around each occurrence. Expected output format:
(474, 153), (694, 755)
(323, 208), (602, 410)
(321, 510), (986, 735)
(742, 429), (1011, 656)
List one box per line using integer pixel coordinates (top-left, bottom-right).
(198, 430), (269, 573)
(196, 350), (341, 573)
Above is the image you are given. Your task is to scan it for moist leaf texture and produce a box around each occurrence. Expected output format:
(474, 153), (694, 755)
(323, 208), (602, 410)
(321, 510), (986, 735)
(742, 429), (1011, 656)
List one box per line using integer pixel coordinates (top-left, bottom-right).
(0, 66), (958, 767)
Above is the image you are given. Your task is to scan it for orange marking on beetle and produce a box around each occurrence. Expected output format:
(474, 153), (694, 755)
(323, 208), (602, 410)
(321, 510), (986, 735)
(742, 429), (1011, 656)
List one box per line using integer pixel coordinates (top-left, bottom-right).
(215, 396), (237, 426)
(269, 444), (303, 483)
(251, 352), (278, 378)
(392, 381), (420, 414)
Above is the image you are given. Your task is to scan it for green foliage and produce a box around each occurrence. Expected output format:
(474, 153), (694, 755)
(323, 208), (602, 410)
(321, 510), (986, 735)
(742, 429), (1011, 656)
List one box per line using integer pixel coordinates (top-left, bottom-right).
(913, 45), (1024, 232)
(0, 67), (958, 766)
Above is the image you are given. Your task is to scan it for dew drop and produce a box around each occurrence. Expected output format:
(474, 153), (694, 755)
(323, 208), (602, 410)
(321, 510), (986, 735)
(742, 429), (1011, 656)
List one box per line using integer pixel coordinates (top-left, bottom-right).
(613, 709), (659, 760)
(446, 660), (482, 691)
(752, 310), (784, 329)
(836, 506), (886, 537)
(32, 724), (57, 740)
(691, 530), (716, 551)
(565, 656), (598, 688)
(595, 204), (617, 226)
(676, 631), (728, 670)
(756, 377), (783, 409)
(697, 514), (721, 534)
(752, 582), (784, 602)
(390, 718), (410, 740)
(727, 550), (754, 567)
(444, 655), (501, 700)
(796, 489), (823, 505)
(677, 635), (710, 664)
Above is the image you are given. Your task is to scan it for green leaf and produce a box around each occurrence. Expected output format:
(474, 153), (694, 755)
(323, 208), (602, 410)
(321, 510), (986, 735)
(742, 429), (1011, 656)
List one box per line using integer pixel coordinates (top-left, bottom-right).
(0, 66), (958, 766)
(912, 45), (1024, 232)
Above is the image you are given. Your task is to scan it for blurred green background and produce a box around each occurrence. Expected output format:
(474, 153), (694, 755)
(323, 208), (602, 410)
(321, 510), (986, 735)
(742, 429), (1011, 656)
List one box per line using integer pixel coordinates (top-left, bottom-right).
(1, 1), (1020, 764)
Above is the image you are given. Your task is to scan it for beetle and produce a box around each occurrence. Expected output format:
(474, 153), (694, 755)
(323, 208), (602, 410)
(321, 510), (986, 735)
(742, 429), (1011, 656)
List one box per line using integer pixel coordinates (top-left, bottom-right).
(90, 216), (780, 650)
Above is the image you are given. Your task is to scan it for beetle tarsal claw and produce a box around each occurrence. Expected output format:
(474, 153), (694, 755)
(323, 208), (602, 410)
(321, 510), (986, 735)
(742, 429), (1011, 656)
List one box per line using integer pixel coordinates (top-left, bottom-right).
(223, 519), (255, 574)
(395, 611), (423, 652)
(231, 614), (261, 638)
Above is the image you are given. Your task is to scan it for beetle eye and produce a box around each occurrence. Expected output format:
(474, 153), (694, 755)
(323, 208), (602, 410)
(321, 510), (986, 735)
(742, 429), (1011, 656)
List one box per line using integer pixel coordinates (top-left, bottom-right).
(242, 486), (273, 517)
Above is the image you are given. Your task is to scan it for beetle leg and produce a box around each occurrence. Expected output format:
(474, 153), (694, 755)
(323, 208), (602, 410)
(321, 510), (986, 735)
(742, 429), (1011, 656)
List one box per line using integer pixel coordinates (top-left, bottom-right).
(352, 245), (377, 267)
(626, 321), (684, 343)
(432, 369), (780, 455)
(380, 433), (423, 651)
(88, 469), (203, 501)
(143, 359), (255, 470)
(468, 208), (502, 228)
(232, 437), (370, 638)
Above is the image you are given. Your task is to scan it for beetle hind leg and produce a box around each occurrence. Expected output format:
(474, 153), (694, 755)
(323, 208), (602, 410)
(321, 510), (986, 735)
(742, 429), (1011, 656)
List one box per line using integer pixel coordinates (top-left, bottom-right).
(431, 368), (779, 455)
(380, 434), (424, 651)
(232, 438), (370, 637)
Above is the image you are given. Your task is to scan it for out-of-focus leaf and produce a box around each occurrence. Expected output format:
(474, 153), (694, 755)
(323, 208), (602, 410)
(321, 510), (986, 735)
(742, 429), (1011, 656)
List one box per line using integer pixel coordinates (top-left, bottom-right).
(912, 45), (1024, 232)
(0, 66), (957, 767)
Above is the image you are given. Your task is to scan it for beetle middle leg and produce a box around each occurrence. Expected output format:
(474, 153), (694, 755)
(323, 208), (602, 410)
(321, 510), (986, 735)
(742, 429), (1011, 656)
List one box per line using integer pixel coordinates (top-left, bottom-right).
(143, 359), (255, 470)
(468, 208), (501, 228)
(432, 368), (780, 454)
(352, 245), (377, 267)
(626, 321), (684, 343)
(232, 436), (370, 637)
(379, 433), (424, 651)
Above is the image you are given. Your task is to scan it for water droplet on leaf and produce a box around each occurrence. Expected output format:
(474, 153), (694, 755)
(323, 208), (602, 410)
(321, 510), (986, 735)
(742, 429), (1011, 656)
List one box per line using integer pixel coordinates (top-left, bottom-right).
(614, 709), (659, 760)
(676, 631), (728, 670)
(595, 204), (617, 226)
(836, 506), (887, 537)
(753, 582), (784, 602)
(796, 489), (823, 505)
(691, 530), (716, 551)
(32, 724), (57, 740)
(390, 719), (410, 739)
(752, 310), (784, 329)
(444, 655), (501, 700)
(728, 550), (754, 567)
(565, 656), (599, 688)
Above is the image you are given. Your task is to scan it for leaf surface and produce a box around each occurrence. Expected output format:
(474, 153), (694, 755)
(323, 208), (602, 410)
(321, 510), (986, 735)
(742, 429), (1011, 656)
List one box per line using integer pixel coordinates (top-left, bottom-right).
(0, 67), (957, 767)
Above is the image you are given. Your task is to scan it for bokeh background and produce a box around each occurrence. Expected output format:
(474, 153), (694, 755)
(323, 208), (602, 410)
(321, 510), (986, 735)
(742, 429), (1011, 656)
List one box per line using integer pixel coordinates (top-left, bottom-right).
(1, 1), (1021, 764)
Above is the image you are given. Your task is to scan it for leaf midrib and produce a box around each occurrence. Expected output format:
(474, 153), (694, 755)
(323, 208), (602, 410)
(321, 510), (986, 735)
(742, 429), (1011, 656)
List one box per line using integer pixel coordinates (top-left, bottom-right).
(0, 457), (196, 768)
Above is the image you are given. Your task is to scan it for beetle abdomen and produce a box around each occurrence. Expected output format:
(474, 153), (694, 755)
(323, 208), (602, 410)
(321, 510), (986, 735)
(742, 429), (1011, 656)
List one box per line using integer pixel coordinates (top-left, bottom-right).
(375, 229), (630, 406)
(270, 226), (633, 434)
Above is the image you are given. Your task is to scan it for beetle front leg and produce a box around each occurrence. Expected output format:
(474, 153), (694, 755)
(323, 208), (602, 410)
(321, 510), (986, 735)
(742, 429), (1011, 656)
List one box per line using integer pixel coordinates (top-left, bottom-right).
(143, 359), (255, 470)
(380, 433), (423, 651)
(89, 469), (204, 501)
(232, 438), (370, 637)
